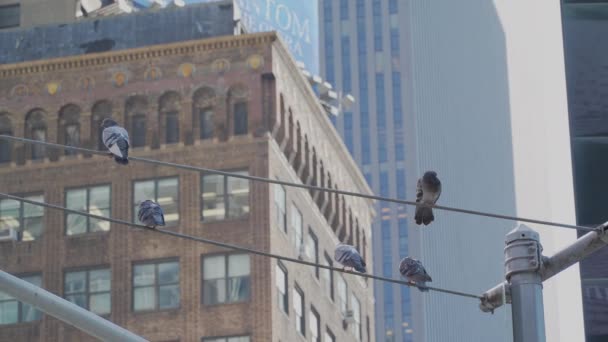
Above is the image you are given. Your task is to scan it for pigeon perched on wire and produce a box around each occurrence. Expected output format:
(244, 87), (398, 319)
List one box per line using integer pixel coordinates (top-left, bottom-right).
(101, 118), (130, 165)
(414, 171), (442, 225)
(138, 200), (165, 229)
(399, 257), (432, 292)
(334, 243), (367, 273)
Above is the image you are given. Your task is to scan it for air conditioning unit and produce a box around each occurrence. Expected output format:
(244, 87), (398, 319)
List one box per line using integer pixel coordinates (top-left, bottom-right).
(0, 229), (18, 241)
(343, 309), (356, 325)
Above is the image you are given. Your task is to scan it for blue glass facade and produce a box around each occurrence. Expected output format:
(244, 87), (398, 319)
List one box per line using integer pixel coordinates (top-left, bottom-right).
(321, 1), (411, 341)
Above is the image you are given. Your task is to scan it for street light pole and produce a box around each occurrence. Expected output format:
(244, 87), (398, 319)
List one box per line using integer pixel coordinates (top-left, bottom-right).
(504, 224), (545, 342)
(0, 269), (147, 342)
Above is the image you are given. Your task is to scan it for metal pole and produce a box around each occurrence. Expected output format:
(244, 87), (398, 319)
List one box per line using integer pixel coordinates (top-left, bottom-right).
(0, 269), (148, 342)
(504, 224), (545, 342)
(480, 222), (608, 313)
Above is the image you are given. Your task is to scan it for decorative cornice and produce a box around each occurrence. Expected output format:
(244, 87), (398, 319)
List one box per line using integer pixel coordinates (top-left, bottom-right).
(0, 32), (277, 78)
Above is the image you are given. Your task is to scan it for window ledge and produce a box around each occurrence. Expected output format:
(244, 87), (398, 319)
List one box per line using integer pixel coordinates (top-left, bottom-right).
(201, 299), (251, 308)
(66, 231), (110, 239)
(201, 215), (250, 225)
(132, 307), (180, 317)
(0, 320), (42, 328)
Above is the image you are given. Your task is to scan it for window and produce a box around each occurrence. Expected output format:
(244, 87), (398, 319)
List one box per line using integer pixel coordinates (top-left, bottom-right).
(340, 0), (348, 20)
(131, 114), (146, 147)
(0, 4), (19, 29)
(0, 194), (44, 241)
(202, 254), (250, 305)
(321, 253), (334, 300)
(351, 294), (362, 340)
(291, 205), (303, 252)
(64, 268), (111, 315)
(202, 337), (250, 342)
(294, 285), (305, 336)
(133, 177), (179, 226)
(233, 102), (248, 135)
(325, 329), (335, 342)
(274, 184), (286, 232)
(64, 124), (80, 155)
(31, 128), (46, 160)
(165, 111), (179, 144)
(276, 262), (288, 314)
(337, 274), (348, 314)
(0, 274), (41, 324)
(199, 108), (214, 139)
(310, 306), (320, 342)
(132, 260), (180, 312)
(66, 185), (111, 235)
(201, 171), (249, 221)
(91, 101), (112, 151)
(305, 229), (319, 278)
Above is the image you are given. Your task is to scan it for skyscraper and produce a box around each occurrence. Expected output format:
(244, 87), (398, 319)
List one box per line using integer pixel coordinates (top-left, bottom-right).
(320, 1), (411, 341)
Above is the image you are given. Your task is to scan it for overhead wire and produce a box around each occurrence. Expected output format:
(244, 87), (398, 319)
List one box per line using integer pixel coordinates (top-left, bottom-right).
(0, 192), (482, 300)
(0, 135), (596, 232)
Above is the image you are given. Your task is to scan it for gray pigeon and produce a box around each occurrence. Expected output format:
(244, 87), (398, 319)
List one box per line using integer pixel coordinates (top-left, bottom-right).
(399, 257), (432, 292)
(414, 171), (441, 225)
(101, 118), (129, 165)
(138, 200), (165, 229)
(334, 243), (367, 273)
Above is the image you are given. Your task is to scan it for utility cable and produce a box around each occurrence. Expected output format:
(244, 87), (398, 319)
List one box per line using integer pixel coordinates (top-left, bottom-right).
(0, 192), (483, 300)
(0, 135), (595, 232)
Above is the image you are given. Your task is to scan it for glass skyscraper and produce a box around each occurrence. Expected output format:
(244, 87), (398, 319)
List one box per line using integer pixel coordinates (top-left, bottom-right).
(320, 1), (412, 341)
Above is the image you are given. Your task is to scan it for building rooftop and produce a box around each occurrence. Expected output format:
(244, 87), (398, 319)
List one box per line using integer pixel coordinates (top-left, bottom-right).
(0, 0), (236, 64)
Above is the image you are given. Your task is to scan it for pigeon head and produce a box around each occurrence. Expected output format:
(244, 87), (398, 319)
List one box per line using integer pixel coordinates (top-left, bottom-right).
(354, 263), (367, 273)
(101, 118), (118, 128)
(140, 200), (154, 206)
(422, 171), (440, 184)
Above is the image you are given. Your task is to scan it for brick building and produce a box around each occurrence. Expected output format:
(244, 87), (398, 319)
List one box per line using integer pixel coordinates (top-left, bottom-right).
(0, 9), (375, 342)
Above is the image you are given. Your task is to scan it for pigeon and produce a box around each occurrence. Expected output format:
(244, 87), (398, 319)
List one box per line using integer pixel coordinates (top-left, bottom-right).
(101, 118), (130, 165)
(334, 243), (367, 273)
(414, 171), (441, 225)
(399, 257), (432, 292)
(138, 200), (165, 229)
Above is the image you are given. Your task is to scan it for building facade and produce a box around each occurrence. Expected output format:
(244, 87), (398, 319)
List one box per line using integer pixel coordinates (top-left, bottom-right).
(404, 1), (583, 342)
(320, 1), (411, 341)
(0, 15), (375, 342)
(562, 1), (608, 341)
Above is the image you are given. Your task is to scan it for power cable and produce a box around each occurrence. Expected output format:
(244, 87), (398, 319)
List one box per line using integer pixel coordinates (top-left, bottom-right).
(0, 135), (595, 232)
(0, 192), (483, 300)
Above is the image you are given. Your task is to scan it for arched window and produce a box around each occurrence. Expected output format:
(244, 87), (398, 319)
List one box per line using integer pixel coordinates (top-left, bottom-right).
(58, 104), (81, 155)
(193, 87), (216, 140)
(125, 96), (148, 148)
(25, 109), (47, 160)
(228, 85), (248, 136)
(159, 91), (181, 144)
(91, 100), (113, 151)
(0, 113), (13, 163)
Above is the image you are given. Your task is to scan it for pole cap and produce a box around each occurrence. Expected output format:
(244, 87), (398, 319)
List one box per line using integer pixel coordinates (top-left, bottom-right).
(506, 223), (540, 245)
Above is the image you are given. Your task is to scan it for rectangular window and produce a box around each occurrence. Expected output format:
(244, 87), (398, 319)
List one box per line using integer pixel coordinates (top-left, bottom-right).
(373, 0), (382, 52)
(321, 253), (334, 300)
(201, 171), (249, 221)
(310, 306), (320, 342)
(233, 102), (248, 135)
(64, 268), (111, 315)
(66, 185), (111, 235)
(276, 262), (288, 314)
(31, 128), (46, 160)
(200, 108), (214, 139)
(0, 274), (41, 324)
(324, 329), (336, 342)
(294, 285), (305, 336)
(202, 254), (250, 305)
(0, 129), (11, 163)
(202, 336), (250, 342)
(133, 177), (179, 226)
(351, 294), (362, 340)
(337, 274), (348, 314)
(165, 112), (180, 144)
(274, 184), (286, 232)
(131, 115), (146, 148)
(0, 194), (44, 241)
(339, 0), (348, 20)
(0, 4), (20, 29)
(132, 260), (180, 312)
(291, 205), (303, 252)
(306, 229), (319, 278)
(389, 0), (398, 13)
